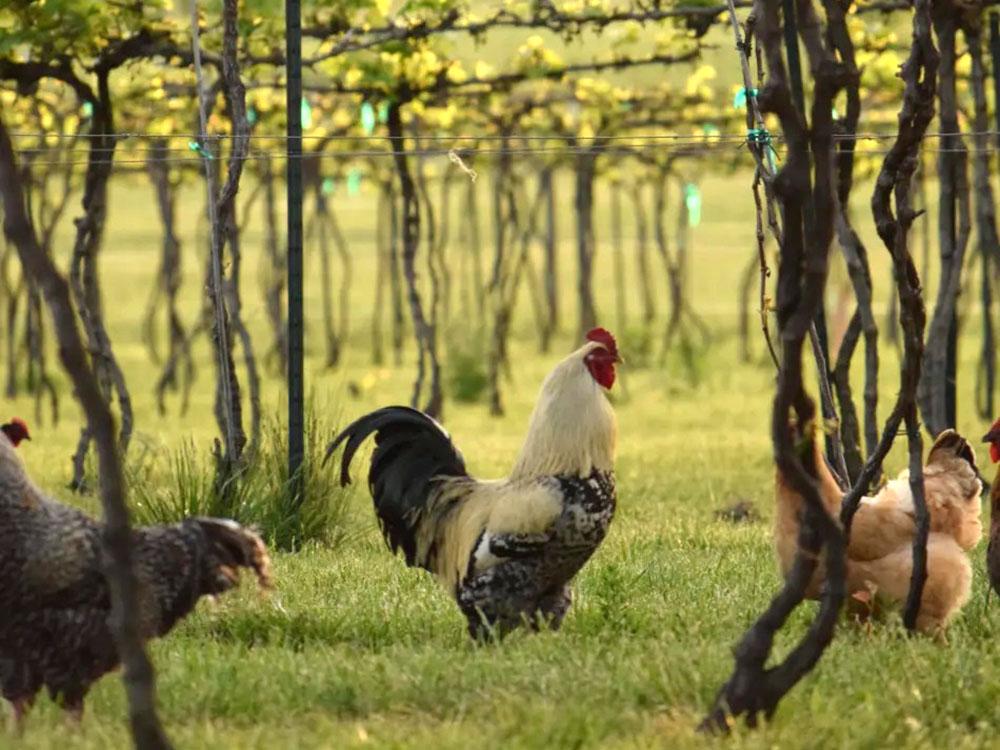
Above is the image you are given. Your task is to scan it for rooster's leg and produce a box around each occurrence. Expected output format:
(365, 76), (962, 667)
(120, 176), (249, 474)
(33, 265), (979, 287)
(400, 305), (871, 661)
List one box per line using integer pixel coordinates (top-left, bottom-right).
(61, 696), (85, 727)
(64, 705), (83, 727)
(458, 558), (546, 640)
(536, 585), (573, 631)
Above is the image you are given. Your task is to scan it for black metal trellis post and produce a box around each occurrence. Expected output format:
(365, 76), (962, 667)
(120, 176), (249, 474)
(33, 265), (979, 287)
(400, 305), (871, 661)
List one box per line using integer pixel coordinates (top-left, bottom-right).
(993, 15), (1000, 150)
(286, 0), (305, 504)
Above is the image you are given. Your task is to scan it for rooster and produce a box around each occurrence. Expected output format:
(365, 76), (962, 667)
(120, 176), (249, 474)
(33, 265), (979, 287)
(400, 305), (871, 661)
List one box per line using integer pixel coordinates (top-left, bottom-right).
(327, 328), (620, 639)
(984, 418), (1000, 597)
(0, 418), (272, 726)
(776, 425), (983, 633)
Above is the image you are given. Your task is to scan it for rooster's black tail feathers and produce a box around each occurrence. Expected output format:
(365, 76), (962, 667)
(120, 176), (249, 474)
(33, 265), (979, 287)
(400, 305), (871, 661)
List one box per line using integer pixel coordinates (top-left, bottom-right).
(325, 406), (469, 565)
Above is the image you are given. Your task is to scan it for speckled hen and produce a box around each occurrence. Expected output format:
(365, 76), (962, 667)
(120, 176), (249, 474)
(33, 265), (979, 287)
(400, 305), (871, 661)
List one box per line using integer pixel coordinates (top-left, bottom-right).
(327, 328), (620, 639)
(0, 418), (272, 726)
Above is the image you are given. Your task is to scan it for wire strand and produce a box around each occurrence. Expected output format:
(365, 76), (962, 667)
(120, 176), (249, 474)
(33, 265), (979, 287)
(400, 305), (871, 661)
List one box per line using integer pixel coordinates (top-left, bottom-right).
(6, 129), (1000, 142)
(11, 142), (996, 167)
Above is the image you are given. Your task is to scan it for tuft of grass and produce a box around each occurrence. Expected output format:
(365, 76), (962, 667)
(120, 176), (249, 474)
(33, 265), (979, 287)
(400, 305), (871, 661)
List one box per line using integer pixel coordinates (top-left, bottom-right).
(444, 329), (489, 403)
(128, 410), (354, 552)
(667, 331), (710, 387)
(249, 409), (355, 552)
(127, 439), (223, 520)
(620, 324), (656, 369)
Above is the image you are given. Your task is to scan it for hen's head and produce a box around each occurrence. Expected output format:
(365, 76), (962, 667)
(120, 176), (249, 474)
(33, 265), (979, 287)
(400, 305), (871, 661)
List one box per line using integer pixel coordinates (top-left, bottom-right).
(1, 417), (30, 447)
(582, 327), (621, 390)
(984, 417), (1000, 464)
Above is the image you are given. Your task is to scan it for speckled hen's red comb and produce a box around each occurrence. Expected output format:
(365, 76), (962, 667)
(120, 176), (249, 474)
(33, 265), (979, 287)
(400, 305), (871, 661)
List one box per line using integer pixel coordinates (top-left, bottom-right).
(1, 417), (30, 445)
(984, 417), (1000, 443)
(585, 327), (618, 359)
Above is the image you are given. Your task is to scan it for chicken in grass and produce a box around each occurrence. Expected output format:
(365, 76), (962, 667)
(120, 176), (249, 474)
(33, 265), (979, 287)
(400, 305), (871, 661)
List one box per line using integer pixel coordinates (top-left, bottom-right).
(0, 418), (272, 727)
(983, 418), (1000, 597)
(776, 424), (983, 633)
(327, 328), (620, 639)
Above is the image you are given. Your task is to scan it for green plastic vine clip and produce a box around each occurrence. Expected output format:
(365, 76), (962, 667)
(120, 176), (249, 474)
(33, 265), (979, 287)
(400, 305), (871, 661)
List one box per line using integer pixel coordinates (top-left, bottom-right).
(322, 176), (335, 196)
(377, 101), (389, 124)
(347, 168), (362, 196)
(81, 101), (94, 118)
(247, 106), (258, 126)
(746, 128), (777, 172)
(188, 140), (213, 160)
(361, 102), (377, 135)
(733, 87), (757, 109)
(684, 183), (702, 227)
(301, 98), (313, 128)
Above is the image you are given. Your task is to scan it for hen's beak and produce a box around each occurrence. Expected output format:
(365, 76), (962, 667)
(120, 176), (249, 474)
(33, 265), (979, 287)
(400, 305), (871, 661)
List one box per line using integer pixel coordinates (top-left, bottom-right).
(614, 353), (624, 365)
(984, 427), (1000, 443)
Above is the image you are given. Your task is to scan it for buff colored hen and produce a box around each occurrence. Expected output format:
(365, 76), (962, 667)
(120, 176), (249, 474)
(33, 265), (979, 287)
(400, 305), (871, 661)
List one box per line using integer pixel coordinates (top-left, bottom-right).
(776, 427), (982, 633)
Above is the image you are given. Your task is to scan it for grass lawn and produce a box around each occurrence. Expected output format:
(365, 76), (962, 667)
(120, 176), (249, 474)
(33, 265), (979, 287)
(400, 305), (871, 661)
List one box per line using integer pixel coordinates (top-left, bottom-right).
(3, 157), (998, 749)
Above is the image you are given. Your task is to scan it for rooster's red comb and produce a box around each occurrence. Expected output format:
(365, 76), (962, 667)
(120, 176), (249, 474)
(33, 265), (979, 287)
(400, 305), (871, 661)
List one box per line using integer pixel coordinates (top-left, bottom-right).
(585, 327), (618, 358)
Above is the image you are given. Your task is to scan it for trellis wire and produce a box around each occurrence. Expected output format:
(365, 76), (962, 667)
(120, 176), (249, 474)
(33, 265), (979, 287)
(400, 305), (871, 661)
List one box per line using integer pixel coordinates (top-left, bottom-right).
(7, 129), (1000, 142)
(11, 142), (1000, 168)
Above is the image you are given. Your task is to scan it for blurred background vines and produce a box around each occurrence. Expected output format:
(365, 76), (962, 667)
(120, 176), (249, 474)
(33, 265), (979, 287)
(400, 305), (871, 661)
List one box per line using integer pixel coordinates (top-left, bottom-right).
(0, 0), (997, 551)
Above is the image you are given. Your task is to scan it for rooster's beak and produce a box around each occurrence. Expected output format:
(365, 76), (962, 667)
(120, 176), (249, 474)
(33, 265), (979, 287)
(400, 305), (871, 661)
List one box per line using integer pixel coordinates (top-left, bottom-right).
(984, 427), (1000, 444)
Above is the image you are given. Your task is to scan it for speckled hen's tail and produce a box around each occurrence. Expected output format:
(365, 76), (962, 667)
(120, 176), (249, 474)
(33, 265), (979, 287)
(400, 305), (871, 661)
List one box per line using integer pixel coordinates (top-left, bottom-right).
(193, 517), (273, 592)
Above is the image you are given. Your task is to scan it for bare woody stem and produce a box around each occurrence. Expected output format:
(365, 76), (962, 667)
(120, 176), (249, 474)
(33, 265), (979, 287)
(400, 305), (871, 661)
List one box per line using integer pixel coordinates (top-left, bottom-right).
(702, 0), (847, 728)
(0, 116), (173, 750)
(863, 0), (937, 631)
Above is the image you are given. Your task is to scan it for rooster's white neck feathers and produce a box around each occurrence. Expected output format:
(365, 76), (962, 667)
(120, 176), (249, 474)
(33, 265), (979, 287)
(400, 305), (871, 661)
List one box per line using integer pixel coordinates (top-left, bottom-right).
(510, 342), (617, 480)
